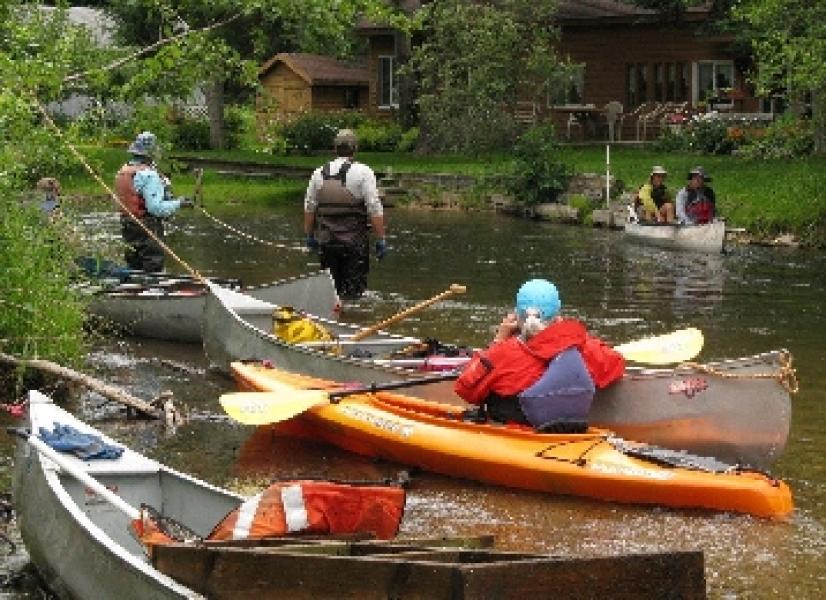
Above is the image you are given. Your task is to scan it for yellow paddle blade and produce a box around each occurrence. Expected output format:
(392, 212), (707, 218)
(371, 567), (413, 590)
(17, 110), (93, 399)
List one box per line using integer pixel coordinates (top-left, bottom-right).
(614, 327), (703, 364)
(219, 390), (330, 425)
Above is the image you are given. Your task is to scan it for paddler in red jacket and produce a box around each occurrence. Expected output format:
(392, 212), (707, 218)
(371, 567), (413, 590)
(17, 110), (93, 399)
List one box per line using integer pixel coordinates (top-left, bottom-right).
(454, 279), (625, 431)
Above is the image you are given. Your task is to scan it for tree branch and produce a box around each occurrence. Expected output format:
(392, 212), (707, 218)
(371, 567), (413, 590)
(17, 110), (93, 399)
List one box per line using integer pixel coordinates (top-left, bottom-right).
(63, 13), (241, 84)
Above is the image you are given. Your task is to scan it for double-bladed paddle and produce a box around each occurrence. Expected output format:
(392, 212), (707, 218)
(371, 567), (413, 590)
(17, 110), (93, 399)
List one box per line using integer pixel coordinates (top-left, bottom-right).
(220, 327), (704, 426)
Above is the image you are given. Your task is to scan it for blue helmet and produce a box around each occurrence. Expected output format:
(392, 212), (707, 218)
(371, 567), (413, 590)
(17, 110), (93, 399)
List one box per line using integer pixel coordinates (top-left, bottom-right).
(516, 279), (561, 320)
(128, 131), (158, 157)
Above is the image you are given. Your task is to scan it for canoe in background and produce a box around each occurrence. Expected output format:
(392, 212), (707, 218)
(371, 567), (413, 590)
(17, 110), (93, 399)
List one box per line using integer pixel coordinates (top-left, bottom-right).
(85, 270), (339, 343)
(12, 390), (242, 599)
(624, 220), (726, 253)
(229, 361), (794, 520)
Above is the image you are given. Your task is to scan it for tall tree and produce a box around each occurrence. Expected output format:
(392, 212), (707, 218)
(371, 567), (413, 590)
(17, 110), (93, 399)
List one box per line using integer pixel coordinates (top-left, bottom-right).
(99, 0), (398, 149)
(735, 0), (826, 153)
(406, 0), (569, 153)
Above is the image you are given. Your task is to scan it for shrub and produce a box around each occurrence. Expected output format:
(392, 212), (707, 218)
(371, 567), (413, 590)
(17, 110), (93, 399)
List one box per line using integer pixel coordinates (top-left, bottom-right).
(354, 121), (403, 151)
(172, 117), (211, 150)
(279, 111), (367, 155)
(506, 124), (573, 206)
(737, 115), (814, 159)
(397, 127), (420, 152)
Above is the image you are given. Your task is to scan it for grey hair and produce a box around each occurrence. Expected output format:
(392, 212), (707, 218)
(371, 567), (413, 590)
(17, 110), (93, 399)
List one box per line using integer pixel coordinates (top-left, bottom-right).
(519, 308), (548, 340)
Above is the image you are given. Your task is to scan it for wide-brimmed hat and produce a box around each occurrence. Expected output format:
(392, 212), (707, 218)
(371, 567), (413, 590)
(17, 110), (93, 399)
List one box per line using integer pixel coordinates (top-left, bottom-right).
(650, 166), (668, 176)
(128, 131), (158, 157)
(688, 166), (712, 181)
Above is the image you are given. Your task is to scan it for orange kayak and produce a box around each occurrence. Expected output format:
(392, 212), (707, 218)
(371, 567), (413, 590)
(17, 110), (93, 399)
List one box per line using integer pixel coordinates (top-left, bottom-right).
(231, 360), (794, 520)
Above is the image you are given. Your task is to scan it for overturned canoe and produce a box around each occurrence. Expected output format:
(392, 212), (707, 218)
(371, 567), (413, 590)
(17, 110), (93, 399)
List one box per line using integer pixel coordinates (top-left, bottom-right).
(86, 270), (339, 343)
(624, 219), (726, 253)
(229, 361), (794, 519)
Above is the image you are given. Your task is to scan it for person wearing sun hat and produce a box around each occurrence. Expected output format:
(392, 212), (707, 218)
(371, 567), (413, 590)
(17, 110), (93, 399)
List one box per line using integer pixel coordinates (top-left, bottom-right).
(454, 279), (625, 430)
(114, 131), (193, 272)
(676, 166), (716, 225)
(634, 165), (675, 223)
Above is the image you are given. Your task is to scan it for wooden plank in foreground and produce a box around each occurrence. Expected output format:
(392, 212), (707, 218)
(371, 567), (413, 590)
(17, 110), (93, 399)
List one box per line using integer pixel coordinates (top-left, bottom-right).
(152, 542), (705, 599)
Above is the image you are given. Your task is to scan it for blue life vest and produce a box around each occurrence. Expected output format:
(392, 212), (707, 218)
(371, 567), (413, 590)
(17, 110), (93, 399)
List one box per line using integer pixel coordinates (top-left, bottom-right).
(517, 348), (595, 427)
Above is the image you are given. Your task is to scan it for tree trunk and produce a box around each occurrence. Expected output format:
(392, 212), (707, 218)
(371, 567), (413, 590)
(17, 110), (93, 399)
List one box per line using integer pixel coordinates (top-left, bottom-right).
(813, 87), (826, 155)
(205, 78), (226, 150)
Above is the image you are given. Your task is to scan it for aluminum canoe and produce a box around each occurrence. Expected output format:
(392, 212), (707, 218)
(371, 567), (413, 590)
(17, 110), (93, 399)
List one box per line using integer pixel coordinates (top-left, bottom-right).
(11, 390), (242, 599)
(623, 219), (726, 253)
(85, 269), (340, 343)
(202, 284), (456, 402)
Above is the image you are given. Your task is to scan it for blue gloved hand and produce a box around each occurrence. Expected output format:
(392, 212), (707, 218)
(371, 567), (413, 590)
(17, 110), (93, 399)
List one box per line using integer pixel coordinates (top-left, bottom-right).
(306, 234), (319, 252)
(375, 238), (387, 260)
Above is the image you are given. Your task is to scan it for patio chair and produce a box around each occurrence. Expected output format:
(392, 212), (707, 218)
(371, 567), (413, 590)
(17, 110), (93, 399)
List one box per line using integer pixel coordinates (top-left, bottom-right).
(603, 101), (624, 141)
(566, 113), (583, 141)
(637, 102), (666, 141)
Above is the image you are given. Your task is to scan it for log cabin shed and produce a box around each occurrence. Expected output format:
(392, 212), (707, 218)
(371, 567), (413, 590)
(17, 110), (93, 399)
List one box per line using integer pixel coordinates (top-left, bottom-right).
(258, 53), (370, 120)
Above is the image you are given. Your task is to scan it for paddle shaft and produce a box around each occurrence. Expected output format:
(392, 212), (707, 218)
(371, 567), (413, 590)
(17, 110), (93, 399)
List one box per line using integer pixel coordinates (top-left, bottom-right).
(350, 284), (467, 342)
(329, 371), (460, 403)
(10, 429), (140, 520)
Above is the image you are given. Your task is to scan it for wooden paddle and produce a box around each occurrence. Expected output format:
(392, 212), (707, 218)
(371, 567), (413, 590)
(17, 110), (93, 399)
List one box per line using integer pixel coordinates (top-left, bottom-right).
(350, 284), (467, 342)
(219, 327), (704, 426)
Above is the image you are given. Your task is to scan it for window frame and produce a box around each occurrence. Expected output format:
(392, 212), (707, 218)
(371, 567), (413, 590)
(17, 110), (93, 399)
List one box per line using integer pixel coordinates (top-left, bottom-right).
(377, 55), (398, 109)
(693, 60), (735, 107)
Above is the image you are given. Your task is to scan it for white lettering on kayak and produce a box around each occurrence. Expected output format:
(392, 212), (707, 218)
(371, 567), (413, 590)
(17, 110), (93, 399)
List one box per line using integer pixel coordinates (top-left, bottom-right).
(340, 405), (414, 438)
(589, 463), (675, 480)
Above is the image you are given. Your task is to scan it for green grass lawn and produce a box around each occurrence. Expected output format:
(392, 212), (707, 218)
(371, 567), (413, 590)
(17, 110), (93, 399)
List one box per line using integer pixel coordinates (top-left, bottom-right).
(62, 145), (826, 243)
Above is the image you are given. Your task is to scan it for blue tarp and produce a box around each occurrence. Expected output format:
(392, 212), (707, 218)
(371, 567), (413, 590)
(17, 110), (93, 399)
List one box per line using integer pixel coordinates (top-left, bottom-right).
(39, 423), (124, 460)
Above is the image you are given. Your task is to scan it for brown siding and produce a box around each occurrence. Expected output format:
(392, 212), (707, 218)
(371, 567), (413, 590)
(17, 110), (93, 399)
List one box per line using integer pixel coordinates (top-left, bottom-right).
(260, 66), (311, 119)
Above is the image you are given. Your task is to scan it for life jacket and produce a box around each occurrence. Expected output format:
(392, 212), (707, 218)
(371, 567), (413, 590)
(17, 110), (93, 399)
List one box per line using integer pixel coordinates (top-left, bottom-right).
(684, 187), (715, 224)
(115, 163), (151, 218)
(315, 161), (368, 245)
(454, 319), (624, 405)
(207, 480), (406, 541)
(517, 347), (596, 426)
(273, 306), (333, 344)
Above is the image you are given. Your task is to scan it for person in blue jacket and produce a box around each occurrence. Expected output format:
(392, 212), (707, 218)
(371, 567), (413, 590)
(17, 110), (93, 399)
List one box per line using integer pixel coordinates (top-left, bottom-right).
(114, 132), (193, 272)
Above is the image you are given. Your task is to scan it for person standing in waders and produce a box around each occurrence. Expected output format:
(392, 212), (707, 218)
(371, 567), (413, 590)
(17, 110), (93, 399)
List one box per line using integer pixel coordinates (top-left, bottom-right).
(303, 129), (387, 299)
(114, 131), (193, 272)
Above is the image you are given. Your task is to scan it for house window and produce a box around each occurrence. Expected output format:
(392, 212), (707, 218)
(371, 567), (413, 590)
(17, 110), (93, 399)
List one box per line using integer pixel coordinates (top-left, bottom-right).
(626, 63), (648, 107)
(547, 64), (585, 106)
(696, 60), (734, 106)
(666, 64), (676, 101)
(677, 62), (689, 101)
(654, 64), (664, 102)
(344, 88), (360, 109)
(378, 55), (398, 108)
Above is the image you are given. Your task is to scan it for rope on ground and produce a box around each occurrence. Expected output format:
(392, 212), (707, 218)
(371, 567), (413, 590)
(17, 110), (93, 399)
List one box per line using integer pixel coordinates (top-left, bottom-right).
(32, 97), (206, 284)
(678, 350), (799, 394)
(194, 205), (306, 253)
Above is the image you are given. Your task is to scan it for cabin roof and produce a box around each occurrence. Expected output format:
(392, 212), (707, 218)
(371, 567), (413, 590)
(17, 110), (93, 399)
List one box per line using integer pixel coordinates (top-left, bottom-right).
(259, 53), (369, 86)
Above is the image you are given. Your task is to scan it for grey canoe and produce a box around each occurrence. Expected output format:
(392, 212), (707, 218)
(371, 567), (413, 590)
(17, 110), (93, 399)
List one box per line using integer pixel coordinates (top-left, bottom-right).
(202, 284), (458, 402)
(590, 350), (794, 468)
(12, 390), (242, 599)
(624, 219), (726, 253)
(86, 269), (339, 343)
(203, 285), (793, 467)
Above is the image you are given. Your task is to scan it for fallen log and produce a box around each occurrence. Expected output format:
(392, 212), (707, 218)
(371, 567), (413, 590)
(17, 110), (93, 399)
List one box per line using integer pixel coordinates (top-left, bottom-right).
(0, 352), (164, 421)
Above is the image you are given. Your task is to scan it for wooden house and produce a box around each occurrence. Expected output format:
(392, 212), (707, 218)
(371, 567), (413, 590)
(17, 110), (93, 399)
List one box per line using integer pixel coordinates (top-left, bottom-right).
(354, 0), (768, 140)
(257, 53), (370, 121)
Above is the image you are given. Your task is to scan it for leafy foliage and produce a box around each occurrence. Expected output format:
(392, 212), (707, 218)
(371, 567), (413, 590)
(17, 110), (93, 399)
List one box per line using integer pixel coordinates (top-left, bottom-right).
(0, 197), (88, 365)
(506, 124), (573, 206)
(736, 115), (814, 159)
(407, 0), (569, 154)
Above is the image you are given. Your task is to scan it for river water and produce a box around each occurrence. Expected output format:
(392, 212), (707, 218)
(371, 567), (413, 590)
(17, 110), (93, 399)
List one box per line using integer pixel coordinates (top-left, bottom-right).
(2, 202), (825, 597)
